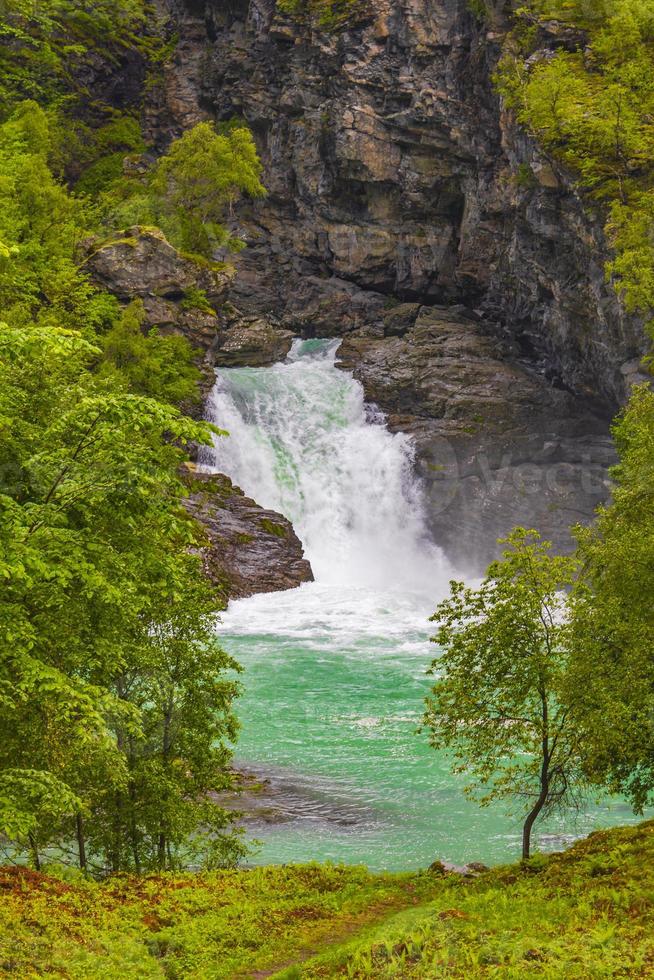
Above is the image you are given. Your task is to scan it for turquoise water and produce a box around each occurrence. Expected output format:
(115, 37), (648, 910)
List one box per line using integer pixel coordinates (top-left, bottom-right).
(219, 584), (635, 871)
(207, 340), (640, 872)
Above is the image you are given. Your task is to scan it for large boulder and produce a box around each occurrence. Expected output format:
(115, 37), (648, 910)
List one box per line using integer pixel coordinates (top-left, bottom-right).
(87, 226), (235, 352)
(337, 306), (615, 569)
(213, 313), (294, 368)
(183, 468), (313, 601)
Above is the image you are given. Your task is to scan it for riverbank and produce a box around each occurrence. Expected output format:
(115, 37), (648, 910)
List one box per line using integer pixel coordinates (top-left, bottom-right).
(2, 821), (652, 978)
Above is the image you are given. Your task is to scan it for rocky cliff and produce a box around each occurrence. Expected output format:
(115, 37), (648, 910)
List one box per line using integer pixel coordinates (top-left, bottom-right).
(144, 0), (647, 565)
(184, 467), (313, 599)
(153, 0), (645, 394)
(86, 231), (312, 596)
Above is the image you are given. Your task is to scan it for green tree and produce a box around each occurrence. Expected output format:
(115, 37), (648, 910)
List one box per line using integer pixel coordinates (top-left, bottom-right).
(0, 323), (239, 871)
(98, 299), (201, 407)
(87, 569), (244, 872)
(151, 121), (266, 257)
(606, 191), (654, 314)
(423, 529), (583, 859)
(0, 101), (117, 334)
(0, 2), (259, 876)
(497, 0), (654, 318)
(568, 385), (654, 813)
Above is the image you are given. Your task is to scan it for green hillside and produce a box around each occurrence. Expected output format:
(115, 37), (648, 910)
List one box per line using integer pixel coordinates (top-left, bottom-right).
(2, 822), (653, 978)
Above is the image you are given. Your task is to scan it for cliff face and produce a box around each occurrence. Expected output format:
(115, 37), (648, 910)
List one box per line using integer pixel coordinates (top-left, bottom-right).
(184, 468), (314, 599)
(156, 0), (645, 400)
(146, 0), (647, 565)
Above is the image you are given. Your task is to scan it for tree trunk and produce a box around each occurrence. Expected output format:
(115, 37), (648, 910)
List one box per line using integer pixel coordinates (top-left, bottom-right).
(158, 832), (166, 870)
(76, 813), (87, 871)
(523, 691), (551, 860)
(157, 699), (173, 871)
(127, 739), (141, 874)
(112, 684), (127, 872)
(28, 833), (41, 871)
(130, 823), (141, 874)
(111, 790), (123, 872)
(522, 791), (547, 860)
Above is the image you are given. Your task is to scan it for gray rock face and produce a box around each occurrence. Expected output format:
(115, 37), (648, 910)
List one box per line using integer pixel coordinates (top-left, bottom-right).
(145, 0), (648, 565)
(153, 0), (646, 405)
(183, 468), (314, 600)
(213, 313), (294, 367)
(337, 307), (614, 568)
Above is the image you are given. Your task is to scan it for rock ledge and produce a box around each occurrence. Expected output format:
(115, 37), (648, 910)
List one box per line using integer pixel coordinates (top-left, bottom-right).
(183, 467), (313, 601)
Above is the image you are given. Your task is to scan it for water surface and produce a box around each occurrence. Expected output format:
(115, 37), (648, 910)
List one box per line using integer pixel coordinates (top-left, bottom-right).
(205, 340), (637, 870)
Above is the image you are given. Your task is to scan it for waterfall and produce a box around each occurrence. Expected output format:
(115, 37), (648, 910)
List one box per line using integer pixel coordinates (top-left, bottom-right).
(202, 338), (450, 594)
(200, 339), (632, 871)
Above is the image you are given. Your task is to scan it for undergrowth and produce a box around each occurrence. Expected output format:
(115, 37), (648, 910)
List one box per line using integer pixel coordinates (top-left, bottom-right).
(496, 0), (654, 328)
(0, 862), (435, 978)
(1, 823), (652, 978)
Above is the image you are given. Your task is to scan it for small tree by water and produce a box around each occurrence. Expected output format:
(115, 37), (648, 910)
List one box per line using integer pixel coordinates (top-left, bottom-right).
(423, 529), (585, 859)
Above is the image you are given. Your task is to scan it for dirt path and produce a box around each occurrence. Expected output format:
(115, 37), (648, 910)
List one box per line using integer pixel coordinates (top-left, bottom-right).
(244, 888), (430, 980)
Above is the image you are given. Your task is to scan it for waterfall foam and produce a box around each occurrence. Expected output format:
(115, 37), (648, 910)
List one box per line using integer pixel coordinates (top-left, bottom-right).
(203, 338), (450, 593)
(198, 339), (629, 870)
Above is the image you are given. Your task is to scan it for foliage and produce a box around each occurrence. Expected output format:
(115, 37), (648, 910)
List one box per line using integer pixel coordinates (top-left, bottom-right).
(0, 823), (653, 977)
(98, 300), (201, 406)
(0, 0), (147, 119)
(73, 115), (146, 198)
(0, 105), (201, 407)
(277, 0), (367, 29)
(0, 0), (269, 874)
(0, 323), (240, 871)
(75, 563), (244, 874)
(150, 121), (266, 258)
(423, 529), (583, 859)
(496, 0), (654, 320)
(0, 0), (271, 878)
(568, 385), (654, 813)
(91, 119), (266, 259)
(307, 821), (654, 978)
(0, 861), (433, 978)
(467, 0), (488, 22)
(180, 287), (217, 315)
(0, 101), (115, 334)
(606, 190), (654, 313)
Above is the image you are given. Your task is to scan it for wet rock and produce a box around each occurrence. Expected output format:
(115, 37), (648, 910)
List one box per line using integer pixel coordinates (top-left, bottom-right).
(337, 308), (615, 568)
(87, 226), (235, 351)
(214, 764), (375, 830)
(382, 303), (422, 337)
(428, 860), (451, 876)
(183, 467), (313, 600)
(466, 861), (490, 874)
(214, 313), (294, 367)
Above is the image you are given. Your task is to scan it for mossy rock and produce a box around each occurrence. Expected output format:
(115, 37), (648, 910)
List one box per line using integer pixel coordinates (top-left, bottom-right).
(258, 518), (288, 538)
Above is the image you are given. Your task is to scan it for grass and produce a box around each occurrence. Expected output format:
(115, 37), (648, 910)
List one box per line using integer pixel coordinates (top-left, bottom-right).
(1, 823), (653, 978)
(0, 863), (438, 979)
(298, 822), (654, 978)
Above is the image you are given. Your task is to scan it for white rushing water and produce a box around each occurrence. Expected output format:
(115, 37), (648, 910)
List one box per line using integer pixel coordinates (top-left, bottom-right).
(199, 338), (634, 870)
(202, 338), (451, 593)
